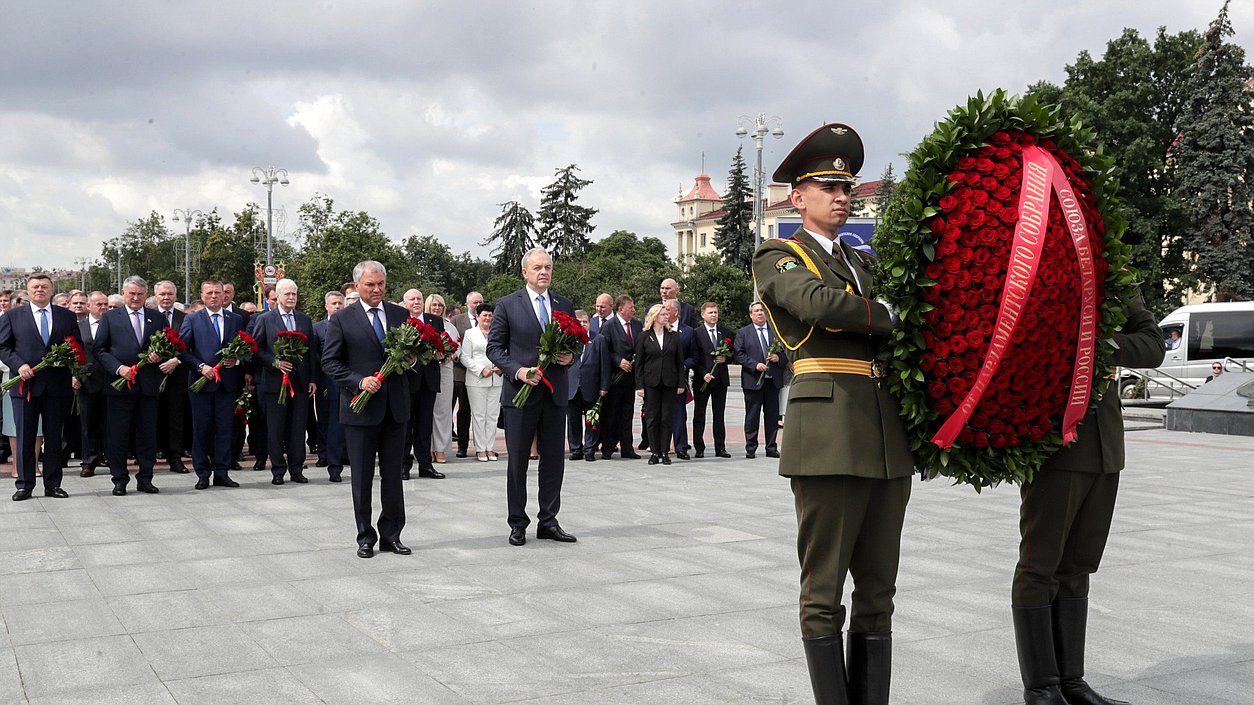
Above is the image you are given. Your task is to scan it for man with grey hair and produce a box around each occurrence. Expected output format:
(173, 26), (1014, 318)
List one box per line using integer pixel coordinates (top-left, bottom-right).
(252, 278), (316, 485)
(94, 275), (165, 495)
(322, 261), (415, 557)
(107, 293), (124, 310)
(77, 291), (111, 476)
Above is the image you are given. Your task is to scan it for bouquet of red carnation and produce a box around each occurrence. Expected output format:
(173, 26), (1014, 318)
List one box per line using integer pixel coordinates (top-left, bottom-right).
(512, 309), (589, 408)
(189, 330), (258, 392)
(66, 336), (90, 414)
(701, 337), (735, 392)
(272, 329), (309, 405)
(2, 336), (83, 400)
(234, 387), (254, 424)
(349, 316), (441, 414)
(112, 326), (187, 391)
(756, 337), (784, 387)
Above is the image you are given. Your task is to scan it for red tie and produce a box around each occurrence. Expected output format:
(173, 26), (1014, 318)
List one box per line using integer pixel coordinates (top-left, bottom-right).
(624, 320), (633, 345)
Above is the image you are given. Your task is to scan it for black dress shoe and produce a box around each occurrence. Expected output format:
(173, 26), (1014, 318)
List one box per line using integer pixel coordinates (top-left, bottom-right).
(601, 451), (614, 460)
(252, 460), (267, 471)
(44, 487), (70, 498)
(536, 525), (577, 543)
(168, 457), (190, 474)
(290, 472), (308, 483)
(12, 489), (32, 501)
(112, 485), (128, 496)
(584, 454), (596, 462)
(661, 454), (672, 465)
(637, 439), (648, 450)
(357, 544), (374, 558)
(418, 466), (446, 479)
(766, 449), (781, 458)
(194, 478), (209, 490)
(455, 450), (467, 459)
(620, 452), (642, 460)
(509, 527), (526, 546)
(329, 474), (343, 483)
(213, 475), (240, 488)
(675, 450), (690, 460)
(315, 457), (328, 467)
(570, 451), (584, 461)
(272, 477), (284, 485)
(716, 450), (731, 458)
(647, 454), (659, 465)
(745, 452), (756, 459)
(401, 468), (411, 480)
(379, 540), (412, 555)
(80, 466), (96, 477)
(694, 450), (705, 458)
(136, 480), (159, 494)
(229, 461), (243, 472)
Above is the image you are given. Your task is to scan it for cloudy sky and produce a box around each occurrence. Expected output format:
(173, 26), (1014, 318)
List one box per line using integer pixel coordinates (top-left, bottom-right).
(2, 1), (1250, 270)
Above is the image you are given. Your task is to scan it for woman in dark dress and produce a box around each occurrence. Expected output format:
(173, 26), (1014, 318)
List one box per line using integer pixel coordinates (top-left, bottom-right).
(634, 304), (685, 465)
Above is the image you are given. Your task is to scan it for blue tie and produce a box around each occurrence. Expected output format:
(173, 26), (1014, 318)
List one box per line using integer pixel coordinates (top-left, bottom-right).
(39, 308), (49, 345)
(536, 295), (550, 327)
(212, 313), (222, 342)
(370, 308), (385, 344)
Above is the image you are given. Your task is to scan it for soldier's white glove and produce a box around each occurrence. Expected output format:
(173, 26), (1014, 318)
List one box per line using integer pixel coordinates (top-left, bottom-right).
(877, 298), (900, 326)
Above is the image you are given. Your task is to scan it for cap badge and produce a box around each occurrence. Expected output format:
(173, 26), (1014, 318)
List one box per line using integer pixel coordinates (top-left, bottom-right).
(830, 126), (848, 135)
(833, 158), (846, 171)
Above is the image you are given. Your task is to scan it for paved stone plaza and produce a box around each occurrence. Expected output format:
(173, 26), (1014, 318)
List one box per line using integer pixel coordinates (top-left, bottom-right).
(1, 420), (1252, 704)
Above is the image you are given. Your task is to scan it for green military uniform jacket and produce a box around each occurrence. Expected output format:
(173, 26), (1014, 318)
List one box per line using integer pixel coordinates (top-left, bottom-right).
(752, 229), (915, 480)
(1039, 301), (1164, 474)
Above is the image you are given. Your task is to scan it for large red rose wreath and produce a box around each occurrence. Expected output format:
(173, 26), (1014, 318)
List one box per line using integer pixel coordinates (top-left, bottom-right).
(876, 91), (1138, 489)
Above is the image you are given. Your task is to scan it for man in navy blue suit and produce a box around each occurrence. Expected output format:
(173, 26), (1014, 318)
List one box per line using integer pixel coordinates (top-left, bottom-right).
(691, 302), (734, 459)
(321, 261), (414, 558)
(566, 310), (609, 462)
(400, 288), (445, 480)
(487, 248), (578, 547)
(252, 278), (316, 485)
(734, 302), (785, 459)
(600, 294), (643, 461)
(0, 274), (81, 500)
(312, 290), (345, 481)
(662, 299), (698, 460)
(179, 279), (244, 491)
(95, 275), (166, 495)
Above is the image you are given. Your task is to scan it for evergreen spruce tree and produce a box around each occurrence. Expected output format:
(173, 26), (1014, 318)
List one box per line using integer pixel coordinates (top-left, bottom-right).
(1175, 1), (1254, 300)
(872, 163), (897, 221)
(713, 146), (754, 275)
(536, 164), (598, 259)
(483, 201), (537, 274)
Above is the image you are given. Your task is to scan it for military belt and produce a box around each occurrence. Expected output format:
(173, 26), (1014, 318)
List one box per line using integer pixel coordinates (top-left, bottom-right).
(792, 357), (886, 379)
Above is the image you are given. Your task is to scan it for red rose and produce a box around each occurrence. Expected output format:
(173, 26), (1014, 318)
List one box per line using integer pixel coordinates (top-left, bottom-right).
(927, 381), (947, 399)
(956, 269), (974, 289)
(933, 341), (951, 358)
(933, 360), (950, 377)
(934, 399), (956, 416)
(938, 273), (957, 290)
(975, 158), (995, 173)
(971, 190), (989, 206)
(995, 147), (1014, 161)
(978, 229), (1000, 246)
(994, 186), (1013, 202)
(964, 173), (981, 187)
(965, 331), (984, 349)
(924, 263), (944, 280)
(968, 211), (987, 228)
(981, 176), (998, 191)
(990, 131), (1011, 145)
(920, 354), (936, 372)
(958, 248), (974, 266)
(957, 428), (975, 444)
(943, 258), (962, 274)
(956, 156), (977, 170)
(973, 432), (990, 448)
(929, 217), (947, 234)
(944, 226), (963, 242)
(972, 249), (991, 265)
(948, 377), (970, 398)
(939, 195), (959, 212)
(1000, 209), (1019, 224)
(933, 322), (952, 339)
(986, 200), (1002, 214)
(947, 172), (966, 184)
(949, 335), (968, 355)
(948, 356), (965, 374)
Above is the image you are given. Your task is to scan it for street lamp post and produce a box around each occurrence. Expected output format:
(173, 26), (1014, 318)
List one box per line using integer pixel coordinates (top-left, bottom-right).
(736, 114), (784, 250)
(249, 166), (290, 266)
(172, 208), (203, 300)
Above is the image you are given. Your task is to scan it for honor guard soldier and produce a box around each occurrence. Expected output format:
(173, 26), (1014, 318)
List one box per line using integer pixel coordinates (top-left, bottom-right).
(751, 124), (914, 705)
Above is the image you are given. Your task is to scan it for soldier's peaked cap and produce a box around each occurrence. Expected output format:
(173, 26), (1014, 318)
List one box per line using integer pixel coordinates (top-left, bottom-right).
(772, 123), (864, 186)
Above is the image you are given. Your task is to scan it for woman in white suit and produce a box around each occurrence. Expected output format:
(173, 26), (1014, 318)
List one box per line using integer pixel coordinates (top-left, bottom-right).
(459, 303), (502, 461)
(427, 295), (460, 463)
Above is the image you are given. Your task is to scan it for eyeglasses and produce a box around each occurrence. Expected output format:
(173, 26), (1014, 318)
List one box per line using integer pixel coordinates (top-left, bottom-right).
(1212, 366), (1223, 371)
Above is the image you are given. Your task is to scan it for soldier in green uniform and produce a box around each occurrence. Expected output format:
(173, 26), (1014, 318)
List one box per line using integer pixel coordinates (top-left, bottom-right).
(1012, 297), (1163, 705)
(752, 124), (915, 705)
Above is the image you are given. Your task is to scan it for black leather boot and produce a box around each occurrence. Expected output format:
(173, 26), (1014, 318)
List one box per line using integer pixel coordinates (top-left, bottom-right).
(1012, 606), (1069, 705)
(1053, 597), (1132, 705)
(846, 632), (890, 705)
(802, 634), (850, 705)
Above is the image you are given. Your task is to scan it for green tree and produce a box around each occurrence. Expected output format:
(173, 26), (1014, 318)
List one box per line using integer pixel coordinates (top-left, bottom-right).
(293, 195), (406, 316)
(97, 211), (177, 291)
(483, 201), (536, 274)
(872, 163), (897, 222)
(681, 253), (755, 330)
(445, 252), (495, 308)
(200, 207), (268, 305)
(536, 164), (598, 260)
(1026, 26), (1202, 312)
(401, 234), (457, 295)
(1174, 1), (1254, 301)
(713, 146), (754, 275)
(547, 230), (678, 310)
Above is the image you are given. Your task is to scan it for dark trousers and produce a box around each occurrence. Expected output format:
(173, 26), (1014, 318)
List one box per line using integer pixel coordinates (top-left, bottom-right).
(305, 395), (319, 453)
(11, 394), (69, 491)
(792, 474), (912, 638)
(454, 380), (471, 454)
(264, 389), (310, 479)
(566, 394), (600, 456)
(601, 380), (635, 454)
(63, 407), (81, 460)
(1013, 470), (1120, 607)
(742, 383), (780, 453)
(671, 389), (689, 453)
(78, 389), (107, 468)
(316, 389), (345, 475)
(157, 382), (187, 457)
(692, 383), (727, 453)
(106, 394), (158, 486)
(406, 388), (437, 465)
(643, 385), (676, 455)
(344, 407), (407, 546)
(190, 390), (235, 479)
(503, 393), (566, 530)
(233, 393), (267, 461)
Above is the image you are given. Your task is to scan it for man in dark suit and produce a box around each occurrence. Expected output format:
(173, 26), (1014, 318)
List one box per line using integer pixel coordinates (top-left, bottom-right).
(95, 275), (166, 496)
(600, 294), (642, 460)
(77, 291), (110, 476)
(566, 310), (609, 462)
(321, 260), (414, 558)
(486, 247), (578, 547)
(449, 291), (482, 459)
(401, 288), (445, 480)
(251, 279), (316, 485)
(178, 279), (244, 491)
(734, 302), (785, 459)
(152, 280), (189, 474)
(658, 278), (699, 328)
(661, 299), (698, 460)
(691, 301), (734, 459)
(224, 281), (262, 472)
(0, 274), (81, 500)
(588, 293), (614, 338)
(312, 290), (345, 481)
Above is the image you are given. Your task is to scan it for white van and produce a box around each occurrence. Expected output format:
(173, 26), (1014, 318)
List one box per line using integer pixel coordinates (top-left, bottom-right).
(1119, 302), (1254, 399)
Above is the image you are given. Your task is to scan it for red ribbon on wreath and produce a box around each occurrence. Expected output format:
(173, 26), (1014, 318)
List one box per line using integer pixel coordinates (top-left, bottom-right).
(933, 145), (1098, 448)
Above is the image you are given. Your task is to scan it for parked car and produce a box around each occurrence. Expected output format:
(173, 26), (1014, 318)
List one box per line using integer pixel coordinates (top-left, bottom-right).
(1119, 301), (1254, 399)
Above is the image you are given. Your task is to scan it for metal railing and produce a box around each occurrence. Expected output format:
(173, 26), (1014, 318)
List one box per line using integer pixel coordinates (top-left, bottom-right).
(1118, 367), (1196, 400)
(1221, 357), (1253, 373)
